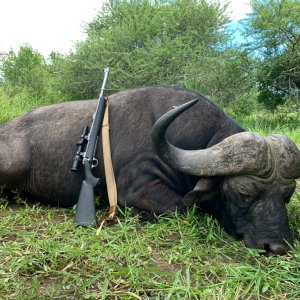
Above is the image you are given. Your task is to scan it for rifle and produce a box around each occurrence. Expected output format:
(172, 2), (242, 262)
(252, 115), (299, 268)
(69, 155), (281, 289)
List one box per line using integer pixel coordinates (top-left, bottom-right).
(71, 67), (110, 227)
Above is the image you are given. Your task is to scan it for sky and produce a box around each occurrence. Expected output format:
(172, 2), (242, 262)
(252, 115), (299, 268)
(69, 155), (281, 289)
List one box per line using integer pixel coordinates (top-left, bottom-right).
(0, 0), (251, 57)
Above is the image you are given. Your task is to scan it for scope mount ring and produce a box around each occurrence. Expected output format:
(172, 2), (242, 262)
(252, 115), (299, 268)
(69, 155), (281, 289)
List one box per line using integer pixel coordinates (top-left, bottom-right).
(92, 158), (98, 168)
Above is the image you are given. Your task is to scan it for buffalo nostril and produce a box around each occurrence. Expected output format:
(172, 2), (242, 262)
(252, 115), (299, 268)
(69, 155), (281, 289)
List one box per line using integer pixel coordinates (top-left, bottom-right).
(268, 243), (289, 255)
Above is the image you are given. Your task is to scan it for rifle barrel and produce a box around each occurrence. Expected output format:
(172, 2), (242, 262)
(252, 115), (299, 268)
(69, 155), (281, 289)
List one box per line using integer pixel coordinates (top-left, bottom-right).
(84, 67), (109, 162)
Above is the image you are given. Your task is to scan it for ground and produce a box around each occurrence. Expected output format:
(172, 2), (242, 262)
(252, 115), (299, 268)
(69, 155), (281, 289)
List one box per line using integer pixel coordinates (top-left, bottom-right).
(0, 186), (299, 299)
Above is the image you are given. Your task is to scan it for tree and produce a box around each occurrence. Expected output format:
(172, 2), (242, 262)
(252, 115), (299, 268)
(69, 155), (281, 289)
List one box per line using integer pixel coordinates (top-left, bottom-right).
(57, 0), (253, 103)
(0, 45), (47, 98)
(243, 0), (300, 109)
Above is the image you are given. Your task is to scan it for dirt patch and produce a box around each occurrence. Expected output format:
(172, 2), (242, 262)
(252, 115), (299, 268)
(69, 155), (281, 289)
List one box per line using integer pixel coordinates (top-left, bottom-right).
(151, 249), (183, 274)
(0, 203), (24, 217)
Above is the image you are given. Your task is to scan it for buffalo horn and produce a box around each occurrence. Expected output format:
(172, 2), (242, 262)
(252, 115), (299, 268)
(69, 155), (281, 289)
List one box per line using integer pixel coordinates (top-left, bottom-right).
(266, 135), (300, 179)
(151, 99), (272, 177)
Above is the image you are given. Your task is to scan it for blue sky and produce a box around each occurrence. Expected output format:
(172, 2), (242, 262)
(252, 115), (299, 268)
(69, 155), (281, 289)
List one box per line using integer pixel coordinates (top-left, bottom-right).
(227, 21), (246, 45)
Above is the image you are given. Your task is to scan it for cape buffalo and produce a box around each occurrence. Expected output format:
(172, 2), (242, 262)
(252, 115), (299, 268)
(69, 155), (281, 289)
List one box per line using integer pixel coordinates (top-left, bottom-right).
(0, 86), (299, 255)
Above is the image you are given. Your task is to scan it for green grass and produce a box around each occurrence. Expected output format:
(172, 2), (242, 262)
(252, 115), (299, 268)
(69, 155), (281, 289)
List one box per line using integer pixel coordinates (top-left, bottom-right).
(0, 87), (59, 124)
(0, 201), (300, 299)
(0, 94), (300, 299)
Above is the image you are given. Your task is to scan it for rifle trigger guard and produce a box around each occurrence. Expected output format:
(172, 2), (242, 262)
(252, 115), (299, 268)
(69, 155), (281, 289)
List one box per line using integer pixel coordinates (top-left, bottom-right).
(92, 158), (98, 168)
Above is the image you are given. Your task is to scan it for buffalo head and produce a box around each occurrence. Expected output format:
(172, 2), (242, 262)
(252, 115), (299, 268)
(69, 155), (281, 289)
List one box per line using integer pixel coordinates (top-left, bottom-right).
(151, 99), (300, 255)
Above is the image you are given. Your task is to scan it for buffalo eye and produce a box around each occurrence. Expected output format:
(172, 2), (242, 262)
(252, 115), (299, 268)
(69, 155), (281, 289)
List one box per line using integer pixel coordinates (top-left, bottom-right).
(237, 181), (260, 199)
(234, 182), (262, 209)
(236, 196), (257, 209)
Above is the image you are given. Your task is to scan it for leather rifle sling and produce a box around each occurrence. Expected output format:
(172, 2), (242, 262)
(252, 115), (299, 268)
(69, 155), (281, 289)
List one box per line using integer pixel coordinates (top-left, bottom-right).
(102, 103), (117, 219)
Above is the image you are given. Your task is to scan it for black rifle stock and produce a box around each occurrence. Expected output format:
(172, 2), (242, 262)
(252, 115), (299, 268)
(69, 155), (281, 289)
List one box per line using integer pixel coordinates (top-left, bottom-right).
(71, 67), (110, 227)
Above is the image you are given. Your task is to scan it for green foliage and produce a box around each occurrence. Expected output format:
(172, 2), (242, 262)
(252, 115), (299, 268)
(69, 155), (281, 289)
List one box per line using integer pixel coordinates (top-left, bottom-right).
(55, 0), (253, 103)
(188, 48), (256, 104)
(1, 45), (48, 98)
(0, 45), (65, 119)
(0, 85), (57, 124)
(0, 86), (30, 124)
(243, 0), (300, 109)
(229, 97), (300, 149)
(1, 0), (299, 113)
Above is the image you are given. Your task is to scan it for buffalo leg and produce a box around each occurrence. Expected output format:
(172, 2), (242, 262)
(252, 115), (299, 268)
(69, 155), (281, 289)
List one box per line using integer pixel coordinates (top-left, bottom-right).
(0, 135), (31, 188)
(118, 180), (186, 219)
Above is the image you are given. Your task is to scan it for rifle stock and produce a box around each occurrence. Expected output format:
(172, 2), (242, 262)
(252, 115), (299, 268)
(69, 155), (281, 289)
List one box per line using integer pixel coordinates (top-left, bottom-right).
(74, 163), (99, 227)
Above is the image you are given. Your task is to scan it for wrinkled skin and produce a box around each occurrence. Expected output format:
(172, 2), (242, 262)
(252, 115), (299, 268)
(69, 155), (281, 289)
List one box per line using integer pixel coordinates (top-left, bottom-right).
(221, 176), (295, 254)
(178, 174), (296, 255)
(0, 86), (299, 255)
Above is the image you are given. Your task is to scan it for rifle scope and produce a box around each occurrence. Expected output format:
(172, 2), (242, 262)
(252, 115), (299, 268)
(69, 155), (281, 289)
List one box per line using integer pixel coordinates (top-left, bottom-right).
(71, 125), (89, 172)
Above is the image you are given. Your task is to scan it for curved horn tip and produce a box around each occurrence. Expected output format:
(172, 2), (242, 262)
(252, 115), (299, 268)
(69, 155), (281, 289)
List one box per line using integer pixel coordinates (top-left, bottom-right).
(180, 98), (199, 109)
(152, 98), (199, 134)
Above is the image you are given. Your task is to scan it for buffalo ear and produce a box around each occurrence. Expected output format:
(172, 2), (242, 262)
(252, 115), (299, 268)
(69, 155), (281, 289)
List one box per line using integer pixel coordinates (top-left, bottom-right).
(183, 178), (218, 206)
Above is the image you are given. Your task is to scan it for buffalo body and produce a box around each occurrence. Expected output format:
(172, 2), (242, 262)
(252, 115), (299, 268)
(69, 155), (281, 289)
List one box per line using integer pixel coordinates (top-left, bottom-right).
(1, 86), (299, 255)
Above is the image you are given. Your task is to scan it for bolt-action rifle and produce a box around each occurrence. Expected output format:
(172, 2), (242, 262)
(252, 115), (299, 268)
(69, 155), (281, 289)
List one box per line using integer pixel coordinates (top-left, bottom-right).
(71, 67), (110, 227)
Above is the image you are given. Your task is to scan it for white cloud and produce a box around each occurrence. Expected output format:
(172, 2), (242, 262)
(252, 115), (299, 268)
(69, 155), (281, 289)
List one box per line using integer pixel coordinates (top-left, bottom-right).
(221, 0), (252, 21)
(0, 0), (252, 57)
(0, 0), (104, 56)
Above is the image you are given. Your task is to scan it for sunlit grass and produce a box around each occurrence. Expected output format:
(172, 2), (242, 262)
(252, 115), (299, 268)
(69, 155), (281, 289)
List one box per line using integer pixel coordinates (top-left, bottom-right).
(0, 200), (299, 299)
(0, 94), (299, 299)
